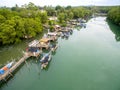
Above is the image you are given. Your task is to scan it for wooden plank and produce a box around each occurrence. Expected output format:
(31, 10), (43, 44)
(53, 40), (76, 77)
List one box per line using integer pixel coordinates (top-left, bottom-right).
(0, 54), (30, 81)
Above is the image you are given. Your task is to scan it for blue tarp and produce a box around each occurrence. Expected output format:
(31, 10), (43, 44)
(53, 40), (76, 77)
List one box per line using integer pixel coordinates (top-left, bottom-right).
(28, 47), (39, 52)
(40, 54), (49, 63)
(6, 62), (12, 68)
(0, 69), (4, 74)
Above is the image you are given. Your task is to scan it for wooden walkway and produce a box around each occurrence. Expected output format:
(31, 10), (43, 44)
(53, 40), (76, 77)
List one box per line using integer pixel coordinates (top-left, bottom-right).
(0, 54), (30, 81)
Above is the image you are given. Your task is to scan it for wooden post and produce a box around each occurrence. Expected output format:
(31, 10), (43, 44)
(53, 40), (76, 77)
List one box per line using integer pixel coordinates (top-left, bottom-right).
(25, 60), (29, 68)
(8, 69), (13, 77)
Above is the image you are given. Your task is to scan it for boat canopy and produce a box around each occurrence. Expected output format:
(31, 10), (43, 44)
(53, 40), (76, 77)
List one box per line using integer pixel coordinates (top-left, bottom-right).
(6, 62), (14, 68)
(40, 54), (49, 63)
(55, 25), (60, 28)
(47, 32), (57, 36)
(0, 69), (4, 74)
(28, 40), (39, 47)
(28, 47), (39, 52)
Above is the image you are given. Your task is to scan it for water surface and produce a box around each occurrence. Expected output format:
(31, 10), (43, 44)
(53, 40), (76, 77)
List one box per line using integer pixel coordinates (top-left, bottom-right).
(0, 17), (120, 90)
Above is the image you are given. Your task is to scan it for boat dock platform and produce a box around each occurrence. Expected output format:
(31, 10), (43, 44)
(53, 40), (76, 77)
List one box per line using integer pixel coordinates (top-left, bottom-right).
(0, 54), (30, 81)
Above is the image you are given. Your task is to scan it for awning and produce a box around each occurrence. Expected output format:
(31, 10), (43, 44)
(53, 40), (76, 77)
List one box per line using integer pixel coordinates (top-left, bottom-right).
(40, 38), (50, 43)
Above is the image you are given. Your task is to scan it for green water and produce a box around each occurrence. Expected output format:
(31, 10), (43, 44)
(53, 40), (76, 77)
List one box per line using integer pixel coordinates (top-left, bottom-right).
(1, 17), (120, 90)
(0, 33), (44, 66)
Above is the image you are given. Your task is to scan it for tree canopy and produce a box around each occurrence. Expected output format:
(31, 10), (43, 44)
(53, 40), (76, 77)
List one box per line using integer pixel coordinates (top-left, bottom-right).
(0, 3), (47, 45)
(107, 6), (120, 26)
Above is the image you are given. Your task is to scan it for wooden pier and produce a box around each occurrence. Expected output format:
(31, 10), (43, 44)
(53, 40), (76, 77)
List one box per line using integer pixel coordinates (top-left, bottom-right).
(0, 54), (30, 81)
(26, 50), (42, 57)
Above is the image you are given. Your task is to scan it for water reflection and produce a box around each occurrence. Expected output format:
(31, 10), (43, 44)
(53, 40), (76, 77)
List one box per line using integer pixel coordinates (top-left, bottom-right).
(52, 51), (57, 55)
(107, 19), (120, 41)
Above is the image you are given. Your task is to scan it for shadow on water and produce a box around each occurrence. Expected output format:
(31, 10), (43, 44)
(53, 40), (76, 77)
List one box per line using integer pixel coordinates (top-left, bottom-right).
(74, 25), (82, 31)
(107, 19), (120, 42)
(52, 51), (57, 55)
(42, 58), (52, 71)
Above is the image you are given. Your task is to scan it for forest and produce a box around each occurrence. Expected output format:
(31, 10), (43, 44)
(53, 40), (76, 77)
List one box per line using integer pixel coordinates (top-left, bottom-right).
(107, 6), (120, 26)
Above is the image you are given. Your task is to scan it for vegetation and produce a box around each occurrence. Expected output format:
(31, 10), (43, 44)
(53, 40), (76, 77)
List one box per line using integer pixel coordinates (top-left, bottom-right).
(88, 6), (120, 26)
(107, 6), (120, 26)
(44, 5), (92, 25)
(0, 3), (92, 45)
(0, 2), (47, 44)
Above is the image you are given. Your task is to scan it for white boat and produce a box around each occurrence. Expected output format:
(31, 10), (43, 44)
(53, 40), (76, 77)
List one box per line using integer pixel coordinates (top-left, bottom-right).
(47, 32), (57, 36)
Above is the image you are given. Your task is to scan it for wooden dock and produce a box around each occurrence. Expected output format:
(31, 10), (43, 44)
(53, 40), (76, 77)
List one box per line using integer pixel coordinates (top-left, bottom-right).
(0, 54), (30, 81)
(26, 50), (42, 57)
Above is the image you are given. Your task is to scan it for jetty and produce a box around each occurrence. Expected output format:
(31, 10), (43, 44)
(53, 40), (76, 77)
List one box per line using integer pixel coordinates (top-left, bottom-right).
(0, 54), (30, 81)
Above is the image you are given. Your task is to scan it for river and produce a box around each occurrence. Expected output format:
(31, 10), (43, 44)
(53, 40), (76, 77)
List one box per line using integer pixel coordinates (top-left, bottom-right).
(0, 17), (120, 90)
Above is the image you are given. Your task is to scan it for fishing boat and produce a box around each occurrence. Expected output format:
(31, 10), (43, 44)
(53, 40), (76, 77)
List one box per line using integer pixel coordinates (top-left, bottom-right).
(61, 31), (69, 38)
(50, 44), (58, 52)
(68, 28), (73, 34)
(61, 32), (64, 37)
(47, 32), (57, 36)
(80, 23), (86, 28)
(64, 32), (69, 38)
(0, 61), (14, 75)
(40, 52), (52, 69)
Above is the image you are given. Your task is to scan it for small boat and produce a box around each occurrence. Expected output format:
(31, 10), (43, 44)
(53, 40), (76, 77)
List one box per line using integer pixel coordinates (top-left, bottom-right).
(80, 23), (86, 28)
(61, 32), (69, 38)
(51, 44), (58, 52)
(47, 32), (57, 36)
(61, 32), (64, 37)
(40, 52), (52, 69)
(6, 62), (14, 69)
(69, 29), (73, 34)
(0, 61), (14, 75)
(64, 32), (69, 38)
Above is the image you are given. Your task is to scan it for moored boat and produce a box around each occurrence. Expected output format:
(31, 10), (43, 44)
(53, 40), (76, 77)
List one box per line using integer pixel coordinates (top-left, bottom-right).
(50, 44), (58, 52)
(0, 61), (14, 75)
(40, 52), (52, 69)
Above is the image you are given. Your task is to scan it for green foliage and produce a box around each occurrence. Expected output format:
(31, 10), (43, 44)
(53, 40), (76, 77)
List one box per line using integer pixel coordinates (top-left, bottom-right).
(0, 22), (16, 44)
(0, 9), (15, 19)
(55, 5), (62, 10)
(0, 3), (44, 45)
(94, 6), (113, 13)
(61, 22), (67, 27)
(72, 7), (91, 19)
(65, 6), (72, 10)
(58, 13), (66, 23)
(50, 25), (54, 32)
(27, 2), (39, 10)
(40, 12), (48, 24)
(107, 7), (120, 25)
(23, 18), (42, 38)
(45, 6), (56, 16)
(48, 20), (56, 25)
(0, 3), (93, 45)
(0, 14), (6, 23)
(68, 12), (74, 20)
